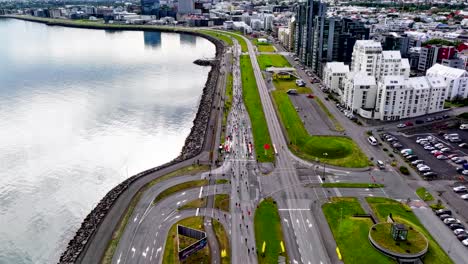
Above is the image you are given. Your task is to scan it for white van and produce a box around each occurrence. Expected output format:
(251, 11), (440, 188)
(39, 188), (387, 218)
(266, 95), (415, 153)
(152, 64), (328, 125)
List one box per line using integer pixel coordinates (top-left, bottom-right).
(368, 136), (378, 146)
(460, 124), (468, 130)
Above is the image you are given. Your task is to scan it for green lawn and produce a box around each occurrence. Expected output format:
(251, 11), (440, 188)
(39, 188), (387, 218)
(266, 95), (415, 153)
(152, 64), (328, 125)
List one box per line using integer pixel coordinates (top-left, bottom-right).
(271, 90), (368, 168)
(254, 198), (288, 264)
(214, 194), (230, 212)
(322, 197), (394, 264)
(215, 179), (229, 184)
(213, 219), (230, 264)
(240, 55), (274, 162)
(370, 223), (427, 254)
(163, 217), (210, 264)
(200, 30), (234, 46)
(178, 198), (206, 210)
(253, 39), (276, 52)
(101, 165), (208, 264)
(221, 73), (233, 141)
(218, 31), (248, 52)
(321, 183), (384, 188)
(153, 180), (208, 204)
(366, 197), (453, 264)
(416, 187), (434, 202)
(273, 79), (312, 94)
(257, 54), (291, 70)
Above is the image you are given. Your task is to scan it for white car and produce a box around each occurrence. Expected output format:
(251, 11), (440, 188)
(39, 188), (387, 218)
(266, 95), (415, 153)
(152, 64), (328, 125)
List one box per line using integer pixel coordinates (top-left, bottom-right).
(411, 160), (424, 165)
(401, 149), (412, 154)
(416, 163), (427, 169)
(461, 194), (468, 200)
(397, 123), (406, 128)
(454, 229), (466, 236)
(437, 155), (448, 160)
(462, 238), (468, 247)
(424, 145), (435, 150)
(453, 186), (468, 193)
(430, 150), (440, 154)
(418, 166), (431, 172)
(444, 218), (461, 225)
(463, 170), (468, 176)
(440, 147), (451, 152)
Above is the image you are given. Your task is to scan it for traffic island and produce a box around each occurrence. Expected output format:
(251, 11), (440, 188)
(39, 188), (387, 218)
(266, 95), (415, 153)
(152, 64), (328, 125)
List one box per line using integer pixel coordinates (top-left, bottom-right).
(369, 222), (428, 263)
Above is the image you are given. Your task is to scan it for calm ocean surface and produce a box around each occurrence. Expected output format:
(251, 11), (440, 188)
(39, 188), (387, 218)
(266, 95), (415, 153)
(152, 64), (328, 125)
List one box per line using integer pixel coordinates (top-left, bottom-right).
(0, 18), (215, 263)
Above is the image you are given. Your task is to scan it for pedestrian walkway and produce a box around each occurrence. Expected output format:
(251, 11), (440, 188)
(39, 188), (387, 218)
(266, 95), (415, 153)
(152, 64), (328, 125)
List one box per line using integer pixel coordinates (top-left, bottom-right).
(358, 197), (379, 223)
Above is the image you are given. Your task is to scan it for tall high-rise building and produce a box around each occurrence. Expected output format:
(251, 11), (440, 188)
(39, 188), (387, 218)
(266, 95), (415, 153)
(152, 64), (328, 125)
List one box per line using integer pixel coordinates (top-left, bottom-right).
(294, 0), (325, 66)
(141, 0), (160, 15)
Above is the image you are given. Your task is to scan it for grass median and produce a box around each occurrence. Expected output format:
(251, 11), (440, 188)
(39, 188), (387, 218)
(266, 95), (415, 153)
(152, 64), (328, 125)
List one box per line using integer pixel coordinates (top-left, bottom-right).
(240, 55), (273, 162)
(163, 216), (210, 264)
(213, 219), (230, 264)
(271, 89), (367, 168)
(218, 31), (248, 52)
(101, 165), (208, 264)
(254, 198), (288, 264)
(321, 183), (384, 188)
(253, 39), (275, 52)
(416, 187), (434, 202)
(214, 194), (230, 212)
(366, 197), (452, 264)
(200, 30), (233, 46)
(322, 197), (394, 264)
(153, 180), (208, 204)
(257, 54), (291, 70)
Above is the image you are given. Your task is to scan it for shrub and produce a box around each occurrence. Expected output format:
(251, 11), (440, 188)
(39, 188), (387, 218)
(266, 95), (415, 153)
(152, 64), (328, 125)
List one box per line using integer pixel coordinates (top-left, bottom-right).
(383, 148), (388, 152)
(399, 166), (409, 175)
(391, 161), (397, 167)
(388, 153), (394, 158)
(366, 130), (373, 136)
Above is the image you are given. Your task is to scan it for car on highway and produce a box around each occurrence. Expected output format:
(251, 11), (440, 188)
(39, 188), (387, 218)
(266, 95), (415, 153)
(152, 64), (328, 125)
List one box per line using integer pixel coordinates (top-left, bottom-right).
(435, 209), (452, 216)
(454, 229), (466, 236)
(453, 186), (468, 193)
(437, 155), (448, 160)
(397, 123), (406, 128)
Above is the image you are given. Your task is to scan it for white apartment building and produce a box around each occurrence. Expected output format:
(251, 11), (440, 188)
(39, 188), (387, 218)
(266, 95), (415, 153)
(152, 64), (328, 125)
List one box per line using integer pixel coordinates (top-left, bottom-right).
(340, 41), (447, 121)
(426, 63), (468, 100)
(323, 62), (350, 96)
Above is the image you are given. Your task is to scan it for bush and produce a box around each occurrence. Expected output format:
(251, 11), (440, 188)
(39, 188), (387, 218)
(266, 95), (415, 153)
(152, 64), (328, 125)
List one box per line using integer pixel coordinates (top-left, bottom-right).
(383, 148), (388, 152)
(399, 166), (409, 175)
(356, 121), (363, 126)
(391, 161), (397, 167)
(388, 153), (394, 158)
(366, 130), (373, 136)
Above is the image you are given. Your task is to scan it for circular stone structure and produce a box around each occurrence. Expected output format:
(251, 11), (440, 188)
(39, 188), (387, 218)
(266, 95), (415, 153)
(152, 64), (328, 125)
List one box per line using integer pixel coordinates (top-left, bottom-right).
(369, 223), (428, 263)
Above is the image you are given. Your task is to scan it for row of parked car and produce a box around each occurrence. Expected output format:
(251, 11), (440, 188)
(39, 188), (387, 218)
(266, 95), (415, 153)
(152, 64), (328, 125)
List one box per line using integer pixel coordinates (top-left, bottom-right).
(336, 103), (358, 121)
(434, 208), (468, 246)
(396, 115), (450, 128)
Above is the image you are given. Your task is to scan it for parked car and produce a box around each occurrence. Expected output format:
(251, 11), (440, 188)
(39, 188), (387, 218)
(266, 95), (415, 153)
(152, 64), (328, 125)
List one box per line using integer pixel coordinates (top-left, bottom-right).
(462, 170), (468, 176)
(417, 163), (428, 169)
(415, 119), (424, 124)
(397, 123), (406, 128)
(433, 152), (443, 157)
(411, 160), (424, 165)
(455, 159), (467, 164)
(435, 209), (452, 216)
(440, 147), (451, 152)
(401, 149), (413, 154)
(424, 145), (435, 150)
(406, 155), (419, 161)
(439, 214), (452, 220)
(454, 229), (466, 236)
(453, 186), (468, 193)
(448, 154), (458, 159)
(426, 117), (435, 122)
(437, 155), (448, 160)
(405, 121), (414, 126)
(450, 223), (465, 230)
(392, 142), (403, 149)
(444, 218), (461, 225)
(423, 172), (437, 177)
(459, 143), (468, 148)
(461, 194), (468, 200)
(418, 166), (431, 172)
(462, 239), (468, 247)
(457, 233), (468, 241)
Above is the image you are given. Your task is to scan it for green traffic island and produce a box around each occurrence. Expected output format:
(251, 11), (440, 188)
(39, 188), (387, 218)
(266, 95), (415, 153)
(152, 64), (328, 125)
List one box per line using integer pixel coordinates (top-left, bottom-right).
(257, 54), (291, 70)
(322, 197), (394, 264)
(366, 197), (453, 264)
(101, 165), (209, 264)
(153, 180), (208, 204)
(163, 216), (211, 264)
(214, 194), (230, 212)
(416, 187), (434, 202)
(239, 54), (274, 162)
(321, 183), (384, 188)
(255, 198), (288, 264)
(369, 222), (428, 262)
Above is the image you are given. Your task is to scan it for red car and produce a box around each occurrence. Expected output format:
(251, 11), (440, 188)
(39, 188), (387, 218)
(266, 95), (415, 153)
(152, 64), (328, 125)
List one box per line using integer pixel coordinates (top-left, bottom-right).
(433, 151), (443, 157)
(405, 121), (414, 126)
(306, 94), (314, 99)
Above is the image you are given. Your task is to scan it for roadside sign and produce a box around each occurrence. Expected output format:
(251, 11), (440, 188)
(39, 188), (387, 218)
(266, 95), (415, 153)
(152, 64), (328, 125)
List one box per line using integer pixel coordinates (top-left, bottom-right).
(264, 144), (270, 150)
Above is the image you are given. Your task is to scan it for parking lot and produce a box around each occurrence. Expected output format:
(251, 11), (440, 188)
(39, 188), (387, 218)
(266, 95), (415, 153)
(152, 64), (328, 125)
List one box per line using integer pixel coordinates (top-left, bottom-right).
(381, 127), (468, 180)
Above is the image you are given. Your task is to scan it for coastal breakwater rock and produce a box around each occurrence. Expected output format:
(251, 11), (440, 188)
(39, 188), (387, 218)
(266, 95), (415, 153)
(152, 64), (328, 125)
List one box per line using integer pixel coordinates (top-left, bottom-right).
(58, 31), (224, 263)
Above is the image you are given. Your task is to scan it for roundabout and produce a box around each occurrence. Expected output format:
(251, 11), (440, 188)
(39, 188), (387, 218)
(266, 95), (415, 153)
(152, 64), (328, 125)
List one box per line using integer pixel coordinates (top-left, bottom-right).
(369, 222), (428, 263)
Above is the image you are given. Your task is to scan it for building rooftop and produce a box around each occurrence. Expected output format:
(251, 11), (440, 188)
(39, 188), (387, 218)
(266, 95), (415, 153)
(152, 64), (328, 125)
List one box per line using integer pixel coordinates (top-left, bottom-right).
(382, 75), (406, 86)
(427, 64), (468, 79)
(355, 40), (382, 49)
(382, 50), (401, 60)
(352, 72), (376, 86)
(325, 62), (349, 73)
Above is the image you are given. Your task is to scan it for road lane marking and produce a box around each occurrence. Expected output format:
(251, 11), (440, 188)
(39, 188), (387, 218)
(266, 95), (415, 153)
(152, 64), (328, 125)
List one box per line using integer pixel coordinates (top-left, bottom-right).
(199, 186), (204, 198)
(153, 239), (156, 245)
(133, 214), (139, 223)
(155, 247), (162, 258)
(150, 248), (154, 261)
(155, 231), (158, 237)
(283, 218), (289, 227)
(196, 208), (200, 216)
(117, 252), (122, 264)
(131, 247), (136, 258)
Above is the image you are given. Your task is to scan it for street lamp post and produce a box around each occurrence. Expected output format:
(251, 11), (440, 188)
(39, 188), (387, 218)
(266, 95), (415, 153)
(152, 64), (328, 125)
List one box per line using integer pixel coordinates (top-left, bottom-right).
(322, 152), (328, 181)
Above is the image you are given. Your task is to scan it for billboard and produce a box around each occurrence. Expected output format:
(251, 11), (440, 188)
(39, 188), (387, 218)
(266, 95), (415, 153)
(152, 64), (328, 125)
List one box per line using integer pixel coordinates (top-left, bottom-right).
(177, 225), (207, 261)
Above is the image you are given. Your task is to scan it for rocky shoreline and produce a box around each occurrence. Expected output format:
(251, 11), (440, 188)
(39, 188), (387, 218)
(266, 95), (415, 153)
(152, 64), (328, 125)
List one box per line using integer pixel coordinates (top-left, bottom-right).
(4, 16), (225, 263)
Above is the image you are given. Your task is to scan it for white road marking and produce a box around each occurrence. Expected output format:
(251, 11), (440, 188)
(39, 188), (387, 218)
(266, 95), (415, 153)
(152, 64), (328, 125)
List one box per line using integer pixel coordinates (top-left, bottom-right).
(181, 192), (186, 195)
(153, 239), (156, 245)
(155, 247), (162, 258)
(283, 218), (289, 227)
(131, 247), (136, 258)
(116, 252), (122, 264)
(199, 186), (204, 198)
(176, 201), (181, 205)
(175, 215), (181, 219)
(133, 214), (139, 223)
(196, 208), (200, 216)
